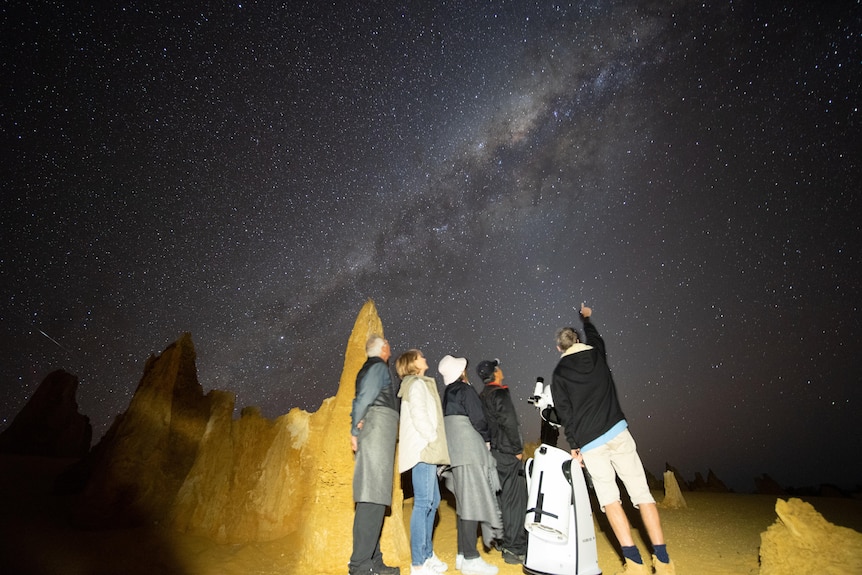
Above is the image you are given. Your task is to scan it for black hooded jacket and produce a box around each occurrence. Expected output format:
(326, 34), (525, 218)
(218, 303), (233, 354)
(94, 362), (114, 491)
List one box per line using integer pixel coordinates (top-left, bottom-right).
(550, 318), (626, 450)
(479, 382), (524, 456)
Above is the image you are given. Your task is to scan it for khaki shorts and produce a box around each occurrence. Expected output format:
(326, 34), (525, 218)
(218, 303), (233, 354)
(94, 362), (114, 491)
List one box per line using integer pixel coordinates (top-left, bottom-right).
(581, 428), (655, 512)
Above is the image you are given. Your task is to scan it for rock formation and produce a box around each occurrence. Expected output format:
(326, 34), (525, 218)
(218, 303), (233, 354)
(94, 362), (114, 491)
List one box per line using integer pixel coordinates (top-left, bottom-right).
(0, 369), (92, 458)
(169, 299), (410, 571)
(817, 483), (848, 498)
(690, 469), (729, 493)
(645, 467), (663, 491)
(288, 299), (409, 572)
(759, 497), (862, 574)
(660, 470), (687, 509)
(665, 463), (689, 491)
(76, 333), (211, 526)
(75, 299), (410, 572)
(754, 473), (787, 496)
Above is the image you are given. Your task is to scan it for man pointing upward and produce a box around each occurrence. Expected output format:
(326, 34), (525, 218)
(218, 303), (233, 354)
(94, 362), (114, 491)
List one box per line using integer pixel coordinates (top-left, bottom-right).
(551, 303), (676, 575)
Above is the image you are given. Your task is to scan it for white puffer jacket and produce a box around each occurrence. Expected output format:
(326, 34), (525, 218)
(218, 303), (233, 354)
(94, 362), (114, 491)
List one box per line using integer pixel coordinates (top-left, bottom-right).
(397, 374), (450, 473)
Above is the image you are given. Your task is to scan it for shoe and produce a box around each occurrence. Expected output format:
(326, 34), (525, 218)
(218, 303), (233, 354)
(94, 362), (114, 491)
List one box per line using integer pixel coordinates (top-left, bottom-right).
(373, 561), (401, 575)
(613, 558), (650, 575)
(652, 555), (676, 575)
(455, 554), (463, 571)
(501, 549), (524, 565)
(425, 553), (448, 573)
(459, 556), (498, 575)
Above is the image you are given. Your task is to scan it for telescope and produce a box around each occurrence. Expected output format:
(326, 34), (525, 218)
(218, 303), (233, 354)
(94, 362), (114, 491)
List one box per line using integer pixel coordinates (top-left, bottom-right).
(527, 376), (561, 429)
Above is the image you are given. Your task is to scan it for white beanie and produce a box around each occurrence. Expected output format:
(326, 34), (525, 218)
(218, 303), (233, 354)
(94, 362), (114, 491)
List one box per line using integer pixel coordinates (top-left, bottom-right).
(438, 355), (468, 385)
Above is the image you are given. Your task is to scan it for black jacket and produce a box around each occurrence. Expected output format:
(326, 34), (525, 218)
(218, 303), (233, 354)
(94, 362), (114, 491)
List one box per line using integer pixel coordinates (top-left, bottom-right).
(443, 379), (491, 443)
(479, 383), (523, 456)
(551, 318), (625, 450)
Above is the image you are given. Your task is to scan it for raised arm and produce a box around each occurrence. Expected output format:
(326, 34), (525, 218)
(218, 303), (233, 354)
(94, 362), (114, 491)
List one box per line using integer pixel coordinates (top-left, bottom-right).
(580, 303), (607, 358)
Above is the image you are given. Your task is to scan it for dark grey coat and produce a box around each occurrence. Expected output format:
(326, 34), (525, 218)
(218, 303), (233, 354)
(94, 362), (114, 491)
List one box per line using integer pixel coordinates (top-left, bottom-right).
(442, 414), (503, 545)
(353, 405), (398, 505)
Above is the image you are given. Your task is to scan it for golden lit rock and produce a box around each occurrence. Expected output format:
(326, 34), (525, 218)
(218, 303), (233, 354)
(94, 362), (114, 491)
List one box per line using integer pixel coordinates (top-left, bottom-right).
(660, 470), (687, 509)
(759, 497), (862, 574)
(75, 299), (409, 572)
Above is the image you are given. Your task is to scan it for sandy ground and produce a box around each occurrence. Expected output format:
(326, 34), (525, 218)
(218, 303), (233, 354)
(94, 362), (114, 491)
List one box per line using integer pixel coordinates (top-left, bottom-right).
(1, 456), (860, 575)
(416, 490), (862, 575)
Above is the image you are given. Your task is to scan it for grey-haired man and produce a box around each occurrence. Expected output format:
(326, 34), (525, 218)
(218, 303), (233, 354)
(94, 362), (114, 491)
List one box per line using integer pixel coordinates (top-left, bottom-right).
(349, 335), (400, 575)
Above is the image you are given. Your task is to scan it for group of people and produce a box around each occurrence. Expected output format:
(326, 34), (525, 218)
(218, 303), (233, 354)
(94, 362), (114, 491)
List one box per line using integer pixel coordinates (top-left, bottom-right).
(347, 304), (676, 575)
(348, 337), (524, 575)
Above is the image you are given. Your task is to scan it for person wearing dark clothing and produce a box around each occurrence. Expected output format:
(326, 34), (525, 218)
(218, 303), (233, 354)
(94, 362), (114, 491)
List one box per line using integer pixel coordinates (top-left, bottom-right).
(440, 364), (491, 446)
(349, 335), (400, 575)
(439, 355), (500, 575)
(551, 304), (675, 575)
(477, 359), (528, 565)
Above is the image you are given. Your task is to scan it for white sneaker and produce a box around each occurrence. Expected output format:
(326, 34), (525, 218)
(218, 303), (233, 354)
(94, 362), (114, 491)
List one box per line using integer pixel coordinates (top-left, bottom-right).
(460, 556), (498, 575)
(425, 553), (448, 573)
(455, 554), (464, 571)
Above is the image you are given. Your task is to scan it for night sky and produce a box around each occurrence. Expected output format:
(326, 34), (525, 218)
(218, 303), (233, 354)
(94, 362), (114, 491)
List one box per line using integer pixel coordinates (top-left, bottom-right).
(2, 1), (860, 492)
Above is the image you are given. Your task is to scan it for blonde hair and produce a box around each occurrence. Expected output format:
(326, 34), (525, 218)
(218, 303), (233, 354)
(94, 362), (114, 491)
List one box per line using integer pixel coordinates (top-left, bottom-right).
(555, 327), (580, 351)
(395, 349), (423, 379)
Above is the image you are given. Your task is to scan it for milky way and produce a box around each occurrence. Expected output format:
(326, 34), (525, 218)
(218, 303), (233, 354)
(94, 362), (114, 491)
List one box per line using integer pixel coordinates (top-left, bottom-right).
(2, 1), (860, 491)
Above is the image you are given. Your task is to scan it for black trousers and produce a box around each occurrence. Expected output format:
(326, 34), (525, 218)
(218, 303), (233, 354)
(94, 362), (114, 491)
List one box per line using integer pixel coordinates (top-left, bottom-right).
(457, 517), (480, 559)
(350, 501), (386, 569)
(492, 450), (528, 554)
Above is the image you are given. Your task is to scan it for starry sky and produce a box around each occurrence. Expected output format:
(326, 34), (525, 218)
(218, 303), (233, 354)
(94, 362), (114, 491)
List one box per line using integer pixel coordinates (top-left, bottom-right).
(2, 1), (860, 492)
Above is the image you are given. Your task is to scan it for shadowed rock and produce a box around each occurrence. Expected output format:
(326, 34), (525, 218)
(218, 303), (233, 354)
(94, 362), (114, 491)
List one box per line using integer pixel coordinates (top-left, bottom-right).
(76, 333), (210, 527)
(818, 484), (848, 498)
(691, 469), (729, 493)
(645, 467), (663, 491)
(754, 473), (787, 496)
(0, 369), (92, 458)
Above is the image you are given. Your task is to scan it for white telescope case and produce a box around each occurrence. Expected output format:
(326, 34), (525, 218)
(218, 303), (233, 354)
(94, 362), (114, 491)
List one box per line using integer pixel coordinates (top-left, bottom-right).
(524, 443), (601, 575)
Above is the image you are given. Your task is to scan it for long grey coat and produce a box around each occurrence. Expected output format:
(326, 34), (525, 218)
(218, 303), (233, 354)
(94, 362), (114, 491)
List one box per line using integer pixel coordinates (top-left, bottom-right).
(442, 414), (503, 544)
(353, 405), (399, 505)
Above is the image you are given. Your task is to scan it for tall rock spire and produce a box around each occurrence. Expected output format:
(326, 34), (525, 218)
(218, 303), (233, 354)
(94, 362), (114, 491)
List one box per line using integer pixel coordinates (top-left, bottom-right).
(74, 300), (410, 572)
(295, 298), (410, 572)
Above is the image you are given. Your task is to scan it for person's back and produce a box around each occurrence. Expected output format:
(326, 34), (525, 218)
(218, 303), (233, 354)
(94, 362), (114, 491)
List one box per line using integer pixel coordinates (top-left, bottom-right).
(438, 355), (500, 575)
(478, 383), (522, 456)
(476, 359), (527, 565)
(349, 335), (400, 575)
(551, 305), (676, 575)
(443, 379), (491, 441)
(396, 350), (449, 575)
(552, 340), (624, 452)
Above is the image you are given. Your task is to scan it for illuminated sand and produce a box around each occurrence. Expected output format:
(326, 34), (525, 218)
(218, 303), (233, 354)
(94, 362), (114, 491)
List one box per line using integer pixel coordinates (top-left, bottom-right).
(2, 457), (861, 575)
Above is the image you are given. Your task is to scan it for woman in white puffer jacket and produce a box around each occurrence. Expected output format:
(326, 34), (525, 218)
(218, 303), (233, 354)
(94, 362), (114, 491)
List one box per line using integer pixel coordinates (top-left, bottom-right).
(396, 349), (451, 575)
